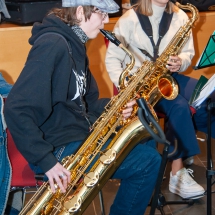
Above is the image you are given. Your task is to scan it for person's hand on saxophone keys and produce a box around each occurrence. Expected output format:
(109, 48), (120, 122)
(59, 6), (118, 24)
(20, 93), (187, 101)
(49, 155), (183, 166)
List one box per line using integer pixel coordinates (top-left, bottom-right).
(122, 100), (137, 120)
(166, 55), (182, 72)
(45, 162), (71, 193)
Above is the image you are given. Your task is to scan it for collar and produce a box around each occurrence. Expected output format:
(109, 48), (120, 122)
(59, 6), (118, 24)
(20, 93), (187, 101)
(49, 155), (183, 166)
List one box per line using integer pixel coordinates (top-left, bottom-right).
(151, 3), (166, 20)
(71, 25), (89, 44)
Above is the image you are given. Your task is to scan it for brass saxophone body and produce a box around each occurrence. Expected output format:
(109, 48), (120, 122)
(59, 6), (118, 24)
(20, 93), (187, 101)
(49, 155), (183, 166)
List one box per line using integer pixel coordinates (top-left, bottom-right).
(19, 2), (198, 215)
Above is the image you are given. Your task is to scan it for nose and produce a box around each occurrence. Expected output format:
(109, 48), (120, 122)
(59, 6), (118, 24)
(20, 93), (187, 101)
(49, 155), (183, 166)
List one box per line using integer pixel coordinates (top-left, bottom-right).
(103, 14), (109, 23)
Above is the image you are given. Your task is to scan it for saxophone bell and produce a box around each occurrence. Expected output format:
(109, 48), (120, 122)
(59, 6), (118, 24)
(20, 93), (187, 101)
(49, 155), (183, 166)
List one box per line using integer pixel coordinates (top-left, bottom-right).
(157, 74), (178, 100)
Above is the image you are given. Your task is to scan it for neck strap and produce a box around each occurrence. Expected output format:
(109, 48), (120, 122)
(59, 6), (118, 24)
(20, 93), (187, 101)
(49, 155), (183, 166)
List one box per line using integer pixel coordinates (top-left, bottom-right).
(136, 10), (173, 61)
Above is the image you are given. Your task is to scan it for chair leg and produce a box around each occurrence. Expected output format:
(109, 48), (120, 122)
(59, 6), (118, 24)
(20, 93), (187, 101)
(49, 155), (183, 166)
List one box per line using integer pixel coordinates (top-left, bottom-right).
(22, 187), (29, 208)
(156, 192), (194, 214)
(22, 187), (39, 208)
(149, 142), (195, 215)
(99, 190), (106, 215)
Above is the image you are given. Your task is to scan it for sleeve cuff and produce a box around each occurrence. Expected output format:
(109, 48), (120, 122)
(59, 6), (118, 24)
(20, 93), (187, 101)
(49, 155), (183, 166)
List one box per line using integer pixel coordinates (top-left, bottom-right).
(37, 153), (58, 173)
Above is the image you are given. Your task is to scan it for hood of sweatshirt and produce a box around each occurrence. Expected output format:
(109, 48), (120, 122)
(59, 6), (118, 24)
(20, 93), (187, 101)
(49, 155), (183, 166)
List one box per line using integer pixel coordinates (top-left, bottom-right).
(29, 14), (86, 58)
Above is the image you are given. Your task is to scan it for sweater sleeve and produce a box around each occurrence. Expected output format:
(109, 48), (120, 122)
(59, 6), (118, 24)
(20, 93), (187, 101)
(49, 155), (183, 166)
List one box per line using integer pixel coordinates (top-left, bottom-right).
(105, 11), (133, 88)
(85, 70), (110, 117)
(4, 36), (70, 173)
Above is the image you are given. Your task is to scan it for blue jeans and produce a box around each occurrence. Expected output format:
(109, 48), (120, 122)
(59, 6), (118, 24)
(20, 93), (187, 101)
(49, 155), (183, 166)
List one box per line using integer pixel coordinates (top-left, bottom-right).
(155, 73), (215, 160)
(109, 139), (161, 215)
(30, 139), (161, 215)
(155, 73), (200, 160)
(0, 73), (13, 215)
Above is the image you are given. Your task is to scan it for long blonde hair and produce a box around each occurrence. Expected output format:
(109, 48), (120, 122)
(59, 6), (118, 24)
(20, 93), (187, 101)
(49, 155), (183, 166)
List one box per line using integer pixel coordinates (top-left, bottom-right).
(134, 0), (178, 16)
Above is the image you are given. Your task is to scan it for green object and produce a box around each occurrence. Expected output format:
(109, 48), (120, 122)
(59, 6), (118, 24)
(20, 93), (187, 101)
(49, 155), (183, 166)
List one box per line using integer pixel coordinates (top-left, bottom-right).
(194, 31), (215, 70)
(189, 75), (208, 106)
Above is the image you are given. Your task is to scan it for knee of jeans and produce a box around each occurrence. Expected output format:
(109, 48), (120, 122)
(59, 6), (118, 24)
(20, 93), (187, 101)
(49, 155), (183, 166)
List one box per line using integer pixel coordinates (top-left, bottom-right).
(141, 149), (161, 178)
(168, 102), (191, 118)
(154, 152), (162, 168)
(141, 144), (161, 165)
(145, 138), (157, 148)
(146, 153), (161, 177)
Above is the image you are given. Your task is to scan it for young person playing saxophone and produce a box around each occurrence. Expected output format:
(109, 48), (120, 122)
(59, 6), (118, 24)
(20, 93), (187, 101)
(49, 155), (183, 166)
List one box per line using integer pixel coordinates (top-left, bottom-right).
(4, 0), (161, 214)
(105, 0), (215, 199)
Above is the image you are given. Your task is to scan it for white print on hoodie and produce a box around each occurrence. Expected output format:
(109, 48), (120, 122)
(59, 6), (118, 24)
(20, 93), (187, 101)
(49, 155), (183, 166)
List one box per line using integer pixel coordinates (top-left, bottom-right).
(72, 69), (86, 101)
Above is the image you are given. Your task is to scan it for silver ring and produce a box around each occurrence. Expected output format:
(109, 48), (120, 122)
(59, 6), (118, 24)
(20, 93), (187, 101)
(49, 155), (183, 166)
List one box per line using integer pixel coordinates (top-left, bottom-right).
(60, 173), (66, 178)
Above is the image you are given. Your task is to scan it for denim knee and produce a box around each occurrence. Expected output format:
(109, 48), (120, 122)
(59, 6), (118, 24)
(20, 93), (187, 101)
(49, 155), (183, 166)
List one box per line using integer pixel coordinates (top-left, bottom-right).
(110, 142), (161, 215)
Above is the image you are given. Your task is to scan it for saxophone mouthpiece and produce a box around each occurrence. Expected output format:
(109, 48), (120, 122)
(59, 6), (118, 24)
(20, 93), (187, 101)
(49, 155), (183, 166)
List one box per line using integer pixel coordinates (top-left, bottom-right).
(100, 29), (121, 47)
(169, 0), (177, 3)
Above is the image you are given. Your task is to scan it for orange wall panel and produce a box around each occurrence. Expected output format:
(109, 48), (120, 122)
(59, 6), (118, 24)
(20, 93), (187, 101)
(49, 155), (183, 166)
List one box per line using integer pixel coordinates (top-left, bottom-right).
(0, 11), (215, 98)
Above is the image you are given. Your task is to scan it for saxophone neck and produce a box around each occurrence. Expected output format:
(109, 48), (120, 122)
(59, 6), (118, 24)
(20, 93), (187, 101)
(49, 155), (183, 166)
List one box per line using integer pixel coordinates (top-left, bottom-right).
(118, 45), (135, 90)
(157, 1), (199, 63)
(175, 2), (199, 24)
(100, 29), (135, 90)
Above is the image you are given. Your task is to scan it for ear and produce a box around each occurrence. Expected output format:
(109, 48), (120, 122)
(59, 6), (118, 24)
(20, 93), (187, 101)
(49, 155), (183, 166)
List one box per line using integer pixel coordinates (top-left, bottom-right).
(76, 6), (84, 22)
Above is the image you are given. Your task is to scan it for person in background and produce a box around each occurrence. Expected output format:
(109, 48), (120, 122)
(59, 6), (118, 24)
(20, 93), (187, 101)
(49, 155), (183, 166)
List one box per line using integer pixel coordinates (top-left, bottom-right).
(105, 0), (215, 199)
(4, 0), (161, 214)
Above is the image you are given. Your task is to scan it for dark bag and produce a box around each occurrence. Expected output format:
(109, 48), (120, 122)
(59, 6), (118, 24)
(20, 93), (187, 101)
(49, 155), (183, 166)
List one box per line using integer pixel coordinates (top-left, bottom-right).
(178, 0), (215, 11)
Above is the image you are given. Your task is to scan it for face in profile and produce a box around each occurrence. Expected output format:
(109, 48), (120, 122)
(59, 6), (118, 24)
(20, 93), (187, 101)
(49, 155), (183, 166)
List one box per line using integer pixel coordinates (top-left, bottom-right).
(79, 7), (109, 39)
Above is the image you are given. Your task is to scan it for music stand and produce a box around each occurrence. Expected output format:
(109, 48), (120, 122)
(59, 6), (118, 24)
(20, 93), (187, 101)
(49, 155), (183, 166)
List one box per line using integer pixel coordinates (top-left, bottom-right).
(205, 98), (215, 215)
(192, 32), (215, 215)
(194, 31), (215, 70)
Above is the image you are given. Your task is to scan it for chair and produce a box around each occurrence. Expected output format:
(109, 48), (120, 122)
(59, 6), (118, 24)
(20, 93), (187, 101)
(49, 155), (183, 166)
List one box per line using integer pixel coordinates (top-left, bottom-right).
(7, 129), (40, 207)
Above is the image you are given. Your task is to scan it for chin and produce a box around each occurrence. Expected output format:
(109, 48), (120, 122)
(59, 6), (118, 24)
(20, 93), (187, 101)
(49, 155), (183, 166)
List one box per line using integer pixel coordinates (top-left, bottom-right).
(88, 35), (96, 39)
(89, 32), (99, 39)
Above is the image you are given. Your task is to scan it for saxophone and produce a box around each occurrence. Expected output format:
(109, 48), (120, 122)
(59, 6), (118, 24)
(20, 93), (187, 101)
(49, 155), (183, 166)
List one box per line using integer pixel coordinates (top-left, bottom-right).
(19, 2), (198, 215)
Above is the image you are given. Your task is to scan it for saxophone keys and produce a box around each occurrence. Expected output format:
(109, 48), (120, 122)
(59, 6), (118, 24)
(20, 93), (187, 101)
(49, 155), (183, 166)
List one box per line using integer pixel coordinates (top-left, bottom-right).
(79, 156), (88, 166)
(64, 195), (82, 213)
(84, 172), (99, 187)
(109, 115), (117, 125)
(100, 149), (116, 164)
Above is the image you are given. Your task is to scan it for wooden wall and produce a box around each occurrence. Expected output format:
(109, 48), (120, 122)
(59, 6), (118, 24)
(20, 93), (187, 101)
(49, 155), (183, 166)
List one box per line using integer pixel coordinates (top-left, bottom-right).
(183, 12), (215, 79)
(0, 24), (32, 85)
(0, 11), (215, 99)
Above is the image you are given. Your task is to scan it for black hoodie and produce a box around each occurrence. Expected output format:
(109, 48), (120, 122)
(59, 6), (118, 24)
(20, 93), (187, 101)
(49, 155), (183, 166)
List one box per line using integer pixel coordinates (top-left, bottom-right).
(4, 14), (109, 173)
